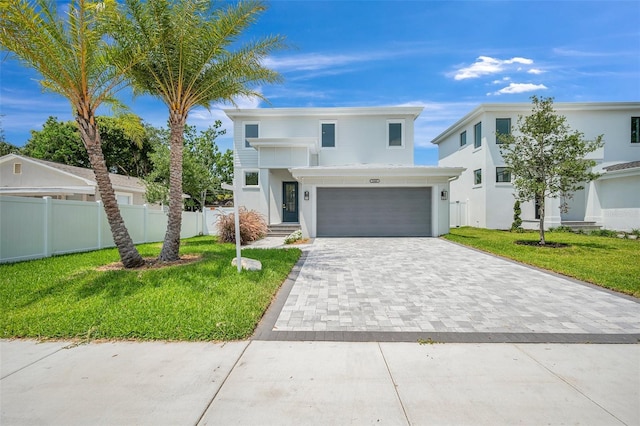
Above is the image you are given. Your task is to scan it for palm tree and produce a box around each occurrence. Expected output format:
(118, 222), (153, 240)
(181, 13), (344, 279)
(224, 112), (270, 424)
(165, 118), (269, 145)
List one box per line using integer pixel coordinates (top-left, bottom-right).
(113, 0), (285, 261)
(1, 0), (145, 268)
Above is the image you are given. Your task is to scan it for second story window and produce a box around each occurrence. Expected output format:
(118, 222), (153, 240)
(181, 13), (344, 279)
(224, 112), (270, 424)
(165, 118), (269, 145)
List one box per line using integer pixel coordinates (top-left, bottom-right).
(474, 122), (482, 148)
(460, 130), (467, 147)
(244, 123), (259, 148)
(474, 168), (482, 185)
(388, 120), (404, 148)
(321, 122), (336, 148)
(496, 118), (511, 144)
(632, 117), (640, 143)
(496, 167), (511, 183)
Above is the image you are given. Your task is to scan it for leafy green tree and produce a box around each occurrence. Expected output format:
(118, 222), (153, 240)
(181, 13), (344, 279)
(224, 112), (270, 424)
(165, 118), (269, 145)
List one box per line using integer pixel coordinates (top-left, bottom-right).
(22, 115), (153, 177)
(0, 0), (144, 267)
(111, 0), (285, 261)
(23, 116), (90, 167)
(144, 122), (233, 211)
(498, 96), (603, 244)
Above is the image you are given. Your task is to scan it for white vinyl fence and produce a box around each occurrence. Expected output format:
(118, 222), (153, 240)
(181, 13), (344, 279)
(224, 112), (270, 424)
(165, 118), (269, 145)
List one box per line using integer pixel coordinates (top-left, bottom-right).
(0, 195), (215, 264)
(450, 200), (468, 228)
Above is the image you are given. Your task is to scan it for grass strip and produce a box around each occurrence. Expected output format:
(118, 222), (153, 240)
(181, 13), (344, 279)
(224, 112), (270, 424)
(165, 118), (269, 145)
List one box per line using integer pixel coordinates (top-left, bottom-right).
(1, 236), (301, 341)
(443, 227), (640, 298)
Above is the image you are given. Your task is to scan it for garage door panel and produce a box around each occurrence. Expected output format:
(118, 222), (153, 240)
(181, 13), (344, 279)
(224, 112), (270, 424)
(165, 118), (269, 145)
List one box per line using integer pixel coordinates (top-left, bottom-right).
(317, 187), (431, 237)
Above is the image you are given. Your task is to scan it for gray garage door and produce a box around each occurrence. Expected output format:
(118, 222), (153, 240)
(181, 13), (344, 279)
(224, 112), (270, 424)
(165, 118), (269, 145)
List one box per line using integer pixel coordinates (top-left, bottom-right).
(317, 187), (432, 237)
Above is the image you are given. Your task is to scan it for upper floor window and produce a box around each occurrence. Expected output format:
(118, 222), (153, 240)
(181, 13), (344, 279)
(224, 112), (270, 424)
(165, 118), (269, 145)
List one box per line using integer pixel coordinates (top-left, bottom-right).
(244, 171), (259, 187)
(321, 122), (336, 148)
(632, 117), (640, 143)
(460, 130), (467, 147)
(13, 162), (22, 174)
(387, 120), (404, 148)
(474, 168), (482, 185)
(474, 122), (482, 148)
(496, 167), (511, 183)
(244, 123), (259, 148)
(496, 118), (511, 144)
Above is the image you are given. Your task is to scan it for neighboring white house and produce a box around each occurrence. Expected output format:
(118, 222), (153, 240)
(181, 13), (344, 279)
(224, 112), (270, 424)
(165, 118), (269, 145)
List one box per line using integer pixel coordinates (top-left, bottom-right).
(223, 107), (464, 238)
(432, 102), (640, 231)
(0, 154), (152, 207)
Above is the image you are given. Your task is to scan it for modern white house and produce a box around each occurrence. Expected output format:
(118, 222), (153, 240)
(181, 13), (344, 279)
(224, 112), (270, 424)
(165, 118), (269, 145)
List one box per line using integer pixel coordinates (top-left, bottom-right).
(223, 107), (464, 238)
(0, 154), (151, 207)
(432, 102), (640, 231)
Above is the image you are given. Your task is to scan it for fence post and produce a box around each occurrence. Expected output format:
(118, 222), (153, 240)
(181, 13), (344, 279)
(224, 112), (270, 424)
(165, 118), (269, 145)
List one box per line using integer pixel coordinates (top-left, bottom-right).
(143, 204), (149, 243)
(96, 200), (103, 249)
(43, 196), (53, 257)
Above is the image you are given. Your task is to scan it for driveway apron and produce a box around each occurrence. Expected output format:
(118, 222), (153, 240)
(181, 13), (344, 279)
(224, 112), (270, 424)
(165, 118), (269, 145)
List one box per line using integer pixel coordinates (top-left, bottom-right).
(262, 238), (640, 342)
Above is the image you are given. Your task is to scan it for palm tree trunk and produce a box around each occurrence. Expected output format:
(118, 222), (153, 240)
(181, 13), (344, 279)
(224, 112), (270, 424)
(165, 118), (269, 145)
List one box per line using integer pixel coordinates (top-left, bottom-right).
(159, 112), (186, 261)
(76, 116), (145, 268)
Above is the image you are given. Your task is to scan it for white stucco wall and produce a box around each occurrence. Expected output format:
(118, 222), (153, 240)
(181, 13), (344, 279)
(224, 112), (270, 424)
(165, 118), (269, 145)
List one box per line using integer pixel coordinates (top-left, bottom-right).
(435, 102), (640, 231)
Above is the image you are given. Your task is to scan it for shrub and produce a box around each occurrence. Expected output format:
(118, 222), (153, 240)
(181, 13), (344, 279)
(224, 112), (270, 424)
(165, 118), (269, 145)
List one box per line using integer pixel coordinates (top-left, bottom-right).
(549, 225), (575, 233)
(510, 200), (523, 232)
(216, 207), (268, 244)
(284, 230), (302, 244)
(589, 229), (618, 238)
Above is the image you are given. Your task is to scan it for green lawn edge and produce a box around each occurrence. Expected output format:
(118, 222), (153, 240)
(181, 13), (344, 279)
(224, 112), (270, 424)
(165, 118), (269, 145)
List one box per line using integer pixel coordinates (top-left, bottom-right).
(443, 227), (640, 298)
(0, 236), (301, 341)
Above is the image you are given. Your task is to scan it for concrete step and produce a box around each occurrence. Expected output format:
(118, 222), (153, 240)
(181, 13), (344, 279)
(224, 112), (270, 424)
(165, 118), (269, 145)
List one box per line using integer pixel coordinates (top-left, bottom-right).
(267, 224), (301, 237)
(560, 221), (602, 231)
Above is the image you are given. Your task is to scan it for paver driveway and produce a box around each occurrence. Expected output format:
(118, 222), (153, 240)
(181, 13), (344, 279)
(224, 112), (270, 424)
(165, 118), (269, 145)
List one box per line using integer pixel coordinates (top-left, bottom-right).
(273, 238), (640, 336)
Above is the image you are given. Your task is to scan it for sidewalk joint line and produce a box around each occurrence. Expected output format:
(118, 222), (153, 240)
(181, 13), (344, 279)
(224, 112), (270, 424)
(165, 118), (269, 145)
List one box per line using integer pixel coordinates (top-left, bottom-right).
(1, 343), (68, 380)
(377, 342), (411, 426)
(193, 341), (252, 426)
(514, 344), (628, 425)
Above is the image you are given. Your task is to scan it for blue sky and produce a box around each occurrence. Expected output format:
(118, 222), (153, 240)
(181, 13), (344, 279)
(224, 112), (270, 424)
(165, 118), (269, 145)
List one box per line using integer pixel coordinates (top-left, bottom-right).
(1, 0), (639, 165)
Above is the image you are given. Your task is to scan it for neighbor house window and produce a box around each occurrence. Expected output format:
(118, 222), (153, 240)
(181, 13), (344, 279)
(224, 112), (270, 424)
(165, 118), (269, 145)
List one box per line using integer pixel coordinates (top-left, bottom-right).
(244, 123), (259, 148)
(244, 171), (259, 186)
(387, 120), (404, 147)
(496, 118), (511, 144)
(13, 163), (22, 174)
(460, 130), (467, 147)
(632, 117), (640, 143)
(474, 122), (482, 148)
(474, 169), (482, 185)
(321, 122), (336, 148)
(115, 193), (132, 205)
(496, 167), (511, 183)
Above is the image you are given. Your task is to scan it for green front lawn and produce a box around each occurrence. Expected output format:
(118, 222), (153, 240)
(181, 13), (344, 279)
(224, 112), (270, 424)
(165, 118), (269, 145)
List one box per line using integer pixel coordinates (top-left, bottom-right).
(0, 236), (301, 341)
(443, 227), (640, 297)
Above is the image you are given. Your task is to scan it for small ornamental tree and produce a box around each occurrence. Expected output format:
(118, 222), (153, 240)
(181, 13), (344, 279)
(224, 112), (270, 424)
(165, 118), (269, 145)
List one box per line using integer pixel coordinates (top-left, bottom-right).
(498, 96), (603, 245)
(511, 200), (523, 232)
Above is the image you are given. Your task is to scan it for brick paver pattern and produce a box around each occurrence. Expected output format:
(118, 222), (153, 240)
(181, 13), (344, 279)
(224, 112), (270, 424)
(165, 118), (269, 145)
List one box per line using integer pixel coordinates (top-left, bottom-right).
(274, 238), (640, 333)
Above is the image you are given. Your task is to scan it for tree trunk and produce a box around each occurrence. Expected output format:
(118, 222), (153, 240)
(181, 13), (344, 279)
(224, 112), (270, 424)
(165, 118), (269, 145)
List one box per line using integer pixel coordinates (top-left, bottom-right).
(538, 194), (546, 245)
(76, 115), (145, 268)
(159, 111), (186, 261)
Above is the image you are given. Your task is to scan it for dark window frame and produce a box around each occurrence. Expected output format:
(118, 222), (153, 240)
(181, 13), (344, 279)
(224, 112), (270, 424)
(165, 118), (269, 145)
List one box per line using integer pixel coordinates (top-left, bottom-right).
(460, 130), (467, 147)
(321, 122), (336, 148)
(495, 118), (511, 144)
(388, 121), (403, 147)
(496, 167), (511, 183)
(473, 168), (482, 185)
(244, 123), (259, 148)
(244, 171), (259, 186)
(632, 117), (640, 143)
(474, 122), (482, 148)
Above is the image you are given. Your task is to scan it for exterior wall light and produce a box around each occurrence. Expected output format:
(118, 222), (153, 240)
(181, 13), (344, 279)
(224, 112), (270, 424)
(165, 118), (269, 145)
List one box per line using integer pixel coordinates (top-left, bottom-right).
(441, 190), (448, 200)
(304, 190), (309, 200)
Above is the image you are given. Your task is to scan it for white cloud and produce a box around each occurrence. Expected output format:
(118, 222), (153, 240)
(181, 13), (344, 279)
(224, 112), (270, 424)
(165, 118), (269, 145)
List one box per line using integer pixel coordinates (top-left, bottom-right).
(528, 68), (544, 75)
(492, 83), (548, 95)
(452, 56), (536, 80)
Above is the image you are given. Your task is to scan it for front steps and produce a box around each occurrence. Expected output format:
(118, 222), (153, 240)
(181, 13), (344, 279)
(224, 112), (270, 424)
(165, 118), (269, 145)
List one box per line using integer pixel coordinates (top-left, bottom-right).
(560, 221), (602, 231)
(267, 223), (301, 237)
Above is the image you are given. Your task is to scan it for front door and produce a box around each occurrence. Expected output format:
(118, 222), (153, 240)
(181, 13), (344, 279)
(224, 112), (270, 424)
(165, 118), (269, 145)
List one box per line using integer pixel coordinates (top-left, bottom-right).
(282, 182), (299, 223)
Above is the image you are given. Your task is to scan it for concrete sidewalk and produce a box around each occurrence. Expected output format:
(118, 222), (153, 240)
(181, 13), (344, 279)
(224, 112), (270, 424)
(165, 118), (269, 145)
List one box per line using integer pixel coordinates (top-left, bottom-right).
(2, 339), (638, 425)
